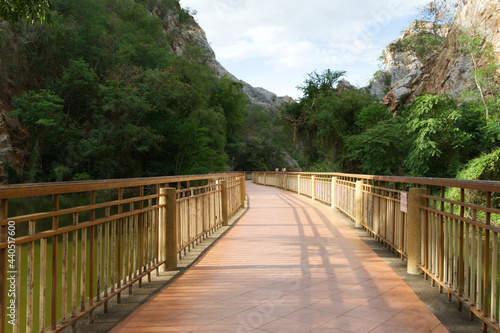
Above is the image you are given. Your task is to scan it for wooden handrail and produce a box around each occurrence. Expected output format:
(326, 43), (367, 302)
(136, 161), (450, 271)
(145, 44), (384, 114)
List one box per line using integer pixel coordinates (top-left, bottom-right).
(0, 172), (245, 333)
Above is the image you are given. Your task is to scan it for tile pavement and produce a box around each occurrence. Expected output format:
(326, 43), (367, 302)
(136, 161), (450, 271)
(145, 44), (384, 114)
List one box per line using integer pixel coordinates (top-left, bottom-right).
(110, 183), (449, 333)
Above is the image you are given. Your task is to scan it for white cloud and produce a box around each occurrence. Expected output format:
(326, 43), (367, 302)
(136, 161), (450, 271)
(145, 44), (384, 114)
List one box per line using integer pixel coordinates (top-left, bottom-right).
(180, 0), (432, 98)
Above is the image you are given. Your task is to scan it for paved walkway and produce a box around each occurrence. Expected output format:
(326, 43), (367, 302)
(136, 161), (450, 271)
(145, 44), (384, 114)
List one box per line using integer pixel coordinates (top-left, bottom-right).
(111, 183), (449, 333)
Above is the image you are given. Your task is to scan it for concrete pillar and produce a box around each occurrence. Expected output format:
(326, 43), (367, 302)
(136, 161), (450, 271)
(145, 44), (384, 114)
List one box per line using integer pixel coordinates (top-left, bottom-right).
(221, 180), (228, 226)
(159, 187), (177, 272)
(331, 177), (337, 209)
(407, 188), (426, 275)
(355, 180), (363, 228)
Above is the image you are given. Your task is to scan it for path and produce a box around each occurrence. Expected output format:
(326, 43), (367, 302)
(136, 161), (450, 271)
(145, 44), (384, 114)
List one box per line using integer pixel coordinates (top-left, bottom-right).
(111, 183), (448, 333)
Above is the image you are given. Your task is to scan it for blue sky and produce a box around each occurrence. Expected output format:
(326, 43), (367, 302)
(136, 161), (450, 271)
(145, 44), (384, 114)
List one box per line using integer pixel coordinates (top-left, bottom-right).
(179, 0), (431, 99)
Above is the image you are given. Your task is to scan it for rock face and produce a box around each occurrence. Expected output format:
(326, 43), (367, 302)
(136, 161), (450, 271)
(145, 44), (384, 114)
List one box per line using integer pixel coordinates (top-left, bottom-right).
(0, 99), (27, 183)
(150, 4), (293, 109)
(382, 0), (500, 111)
(369, 20), (449, 103)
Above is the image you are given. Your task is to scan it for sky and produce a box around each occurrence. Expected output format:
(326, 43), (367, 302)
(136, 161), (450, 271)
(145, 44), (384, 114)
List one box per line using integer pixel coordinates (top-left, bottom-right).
(179, 0), (432, 99)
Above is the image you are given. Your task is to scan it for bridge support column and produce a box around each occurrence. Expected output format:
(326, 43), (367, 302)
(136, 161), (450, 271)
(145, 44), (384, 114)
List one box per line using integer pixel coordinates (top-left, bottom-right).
(159, 187), (177, 272)
(407, 188), (426, 275)
(221, 180), (229, 226)
(355, 180), (363, 228)
(331, 177), (337, 210)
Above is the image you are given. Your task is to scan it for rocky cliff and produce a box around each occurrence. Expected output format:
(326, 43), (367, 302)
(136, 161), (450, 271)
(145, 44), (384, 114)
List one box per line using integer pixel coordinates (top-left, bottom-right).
(382, 0), (500, 111)
(369, 20), (449, 102)
(0, 100), (26, 183)
(150, 3), (293, 109)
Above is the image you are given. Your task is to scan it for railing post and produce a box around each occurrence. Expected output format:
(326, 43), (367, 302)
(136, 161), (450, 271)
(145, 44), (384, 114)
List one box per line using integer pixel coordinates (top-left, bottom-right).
(331, 177), (337, 209)
(284, 174), (288, 191)
(264, 173), (267, 186)
(408, 187), (426, 275)
(221, 180), (229, 226)
(355, 180), (363, 228)
(240, 176), (246, 208)
(312, 175), (316, 201)
(298, 175), (301, 195)
(159, 187), (177, 272)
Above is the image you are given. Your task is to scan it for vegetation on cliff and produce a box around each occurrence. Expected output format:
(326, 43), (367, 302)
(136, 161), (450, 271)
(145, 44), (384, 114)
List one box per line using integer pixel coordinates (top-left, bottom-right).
(0, 0), (272, 182)
(1, 0), (499, 187)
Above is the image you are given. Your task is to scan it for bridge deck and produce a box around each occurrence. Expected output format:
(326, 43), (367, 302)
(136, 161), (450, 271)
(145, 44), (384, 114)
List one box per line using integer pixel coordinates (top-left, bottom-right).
(111, 183), (448, 333)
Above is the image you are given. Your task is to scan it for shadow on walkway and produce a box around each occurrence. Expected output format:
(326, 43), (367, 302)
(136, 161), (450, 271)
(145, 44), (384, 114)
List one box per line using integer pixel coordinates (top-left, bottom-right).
(108, 183), (479, 333)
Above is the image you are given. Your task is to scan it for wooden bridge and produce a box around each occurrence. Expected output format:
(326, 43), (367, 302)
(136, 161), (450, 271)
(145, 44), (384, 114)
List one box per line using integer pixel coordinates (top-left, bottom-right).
(1, 172), (500, 332)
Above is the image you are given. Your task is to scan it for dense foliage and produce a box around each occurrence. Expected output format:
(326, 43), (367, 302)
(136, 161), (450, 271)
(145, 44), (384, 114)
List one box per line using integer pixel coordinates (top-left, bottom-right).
(282, 67), (499, 181)
(2, 0), (250, 182)
(2, 0), (499, 188)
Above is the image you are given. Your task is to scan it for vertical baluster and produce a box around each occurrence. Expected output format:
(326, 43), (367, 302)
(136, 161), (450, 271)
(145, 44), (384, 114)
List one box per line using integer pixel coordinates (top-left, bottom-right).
(104, 213), (109, 313)
(14, 243), (20, 333)
(61, 230), (68, 323)
(138, 186), (144, 287)
(465, 222), (470, 301)
(156, 185), (161, 274)
(424, 185), (430, 272)
(128, 203), (133, 293)
(459, 189), (465, 310)
(80, 227), (87, 312)
(111, 216), (116, 300)
(471, 221), (477, 308)
(117, 188), (123, 303)
(444, 214), (449, 285)
(482, 192), (491, 332)
(392, 183), (396, 251)
(71, 213), (78, 331)
(439, 187), (445, 291)
(477, 226), (483, 312)
(454, 215), (459, 291)
(89, 191), (95, 323)
(27, 221), (35, 332)
(51, 194), (59, 330)
(429, 205), (434, 278)
(40, 236), (47, 332)
(491, 231), (498, 324)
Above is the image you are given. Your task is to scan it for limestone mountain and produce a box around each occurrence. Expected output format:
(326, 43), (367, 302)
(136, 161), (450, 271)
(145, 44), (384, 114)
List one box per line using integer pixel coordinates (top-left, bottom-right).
(380, 0), (500, 111)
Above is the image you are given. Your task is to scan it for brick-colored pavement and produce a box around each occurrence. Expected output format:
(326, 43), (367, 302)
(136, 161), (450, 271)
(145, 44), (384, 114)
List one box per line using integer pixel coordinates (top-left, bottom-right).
(111, 183), (449, 333)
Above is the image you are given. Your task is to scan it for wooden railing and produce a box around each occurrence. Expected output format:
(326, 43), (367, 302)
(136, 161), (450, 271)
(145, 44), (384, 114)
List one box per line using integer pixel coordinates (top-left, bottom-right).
(253, 171), (500, 333)
(0, 173), (245, 333)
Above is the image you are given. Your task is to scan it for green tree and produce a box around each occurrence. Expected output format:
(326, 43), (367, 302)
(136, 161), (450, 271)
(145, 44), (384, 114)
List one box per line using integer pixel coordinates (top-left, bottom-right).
(0, 0), (53, 24)
(12, 90), (77, 181)
(404, 94), (484, 177)
(346, 104), (409, 175)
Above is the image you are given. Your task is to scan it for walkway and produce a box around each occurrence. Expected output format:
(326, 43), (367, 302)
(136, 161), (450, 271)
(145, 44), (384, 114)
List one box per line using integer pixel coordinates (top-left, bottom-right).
(111, 183), (448, 333)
